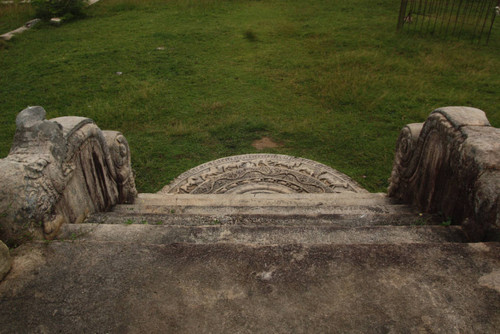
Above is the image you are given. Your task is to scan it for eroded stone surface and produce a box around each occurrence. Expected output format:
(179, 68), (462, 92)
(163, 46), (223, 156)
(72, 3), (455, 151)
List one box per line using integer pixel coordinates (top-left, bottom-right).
(479, 269), (500, 293)
(0, 241), (11, 281)
(0, 241), (498, 333)
(389, 106), (500, 240)
(161, 154), (366, 194)
(0, 107), (136, 245)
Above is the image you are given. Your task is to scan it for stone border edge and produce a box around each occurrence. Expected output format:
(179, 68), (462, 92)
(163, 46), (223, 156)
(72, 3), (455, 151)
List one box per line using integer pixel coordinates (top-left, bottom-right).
(0, 0), (101, 41)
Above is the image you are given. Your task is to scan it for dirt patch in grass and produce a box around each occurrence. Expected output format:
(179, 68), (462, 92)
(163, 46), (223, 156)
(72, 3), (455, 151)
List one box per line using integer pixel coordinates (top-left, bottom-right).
(252, 136), (282, 150)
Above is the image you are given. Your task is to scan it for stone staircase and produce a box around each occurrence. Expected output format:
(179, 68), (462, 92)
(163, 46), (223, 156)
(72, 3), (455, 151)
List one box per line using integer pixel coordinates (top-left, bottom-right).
(61, 192), (465, 245)
(3, 191), (498, 333)
(1, 107), (499, 333)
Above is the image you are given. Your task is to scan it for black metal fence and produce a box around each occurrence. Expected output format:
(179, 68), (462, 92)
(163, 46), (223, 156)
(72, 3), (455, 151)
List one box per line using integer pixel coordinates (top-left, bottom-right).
(397, 0), (499, 43)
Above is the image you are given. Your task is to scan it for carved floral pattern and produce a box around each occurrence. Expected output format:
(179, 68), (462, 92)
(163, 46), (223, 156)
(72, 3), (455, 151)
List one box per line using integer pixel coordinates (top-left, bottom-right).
(161, 154), (366, 194)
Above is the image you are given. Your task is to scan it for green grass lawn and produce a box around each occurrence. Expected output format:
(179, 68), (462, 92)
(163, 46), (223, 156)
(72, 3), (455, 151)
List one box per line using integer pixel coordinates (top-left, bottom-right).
(0, 1), (35, 33)
(1, 0), (499, 192)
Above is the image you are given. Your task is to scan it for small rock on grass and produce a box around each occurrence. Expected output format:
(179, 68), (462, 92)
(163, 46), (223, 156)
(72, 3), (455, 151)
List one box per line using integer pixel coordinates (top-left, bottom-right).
(50, 18), (62, 26)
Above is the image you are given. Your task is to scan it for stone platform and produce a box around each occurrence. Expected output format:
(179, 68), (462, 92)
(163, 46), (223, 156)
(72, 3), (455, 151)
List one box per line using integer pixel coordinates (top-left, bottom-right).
(1, 239), (498, 333)
(2, 188), (499, 333)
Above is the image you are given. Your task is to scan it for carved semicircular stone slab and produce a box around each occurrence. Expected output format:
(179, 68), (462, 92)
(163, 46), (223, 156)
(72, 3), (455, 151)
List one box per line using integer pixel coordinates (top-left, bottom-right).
(160, 154), (367, 194)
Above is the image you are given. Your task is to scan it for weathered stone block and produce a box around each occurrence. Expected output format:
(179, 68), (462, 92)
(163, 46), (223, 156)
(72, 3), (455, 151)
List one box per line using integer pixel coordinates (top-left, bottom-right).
(389, 106), (500, 240)
(0, 107), (137, 245)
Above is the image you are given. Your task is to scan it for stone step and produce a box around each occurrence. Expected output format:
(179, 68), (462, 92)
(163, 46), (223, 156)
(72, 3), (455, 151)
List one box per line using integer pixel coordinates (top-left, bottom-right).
(136, 192), (396, 207)
(2, 241), (498, 333)
(59, 223), (465, 245)
(88, 192), (433, 227)
(86, 210), (437, 227)
(112, 204), (415, 216)
(112, 193), (416, 217)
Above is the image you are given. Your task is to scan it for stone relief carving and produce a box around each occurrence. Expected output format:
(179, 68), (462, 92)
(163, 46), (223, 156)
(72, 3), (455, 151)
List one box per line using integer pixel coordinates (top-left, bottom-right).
(161, 154), (367, 194)
(389, 106), (500, 241)
(0, 107), (137, 245)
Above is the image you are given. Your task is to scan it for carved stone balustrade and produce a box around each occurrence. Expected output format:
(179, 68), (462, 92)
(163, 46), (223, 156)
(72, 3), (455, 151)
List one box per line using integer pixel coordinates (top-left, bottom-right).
(0, 107), (137, 245)
(389, 106), (500, 241)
